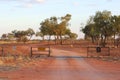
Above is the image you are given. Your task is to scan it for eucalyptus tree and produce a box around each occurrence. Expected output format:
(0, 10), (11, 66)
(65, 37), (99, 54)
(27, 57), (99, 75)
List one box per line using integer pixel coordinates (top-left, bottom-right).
(49, 17), (58, 40)
(7, 33), (14, 40)
(12, 30), (28, 42)
(40, 20), (49, 39)
(1, 34), (7, 40)
(58, 14), (72, 44)
(82, 23), (99, 43)
(39, 14), (72, 44)
(82, 16), (100, 43)
(94, 10), (113, 46)
(26, 28), (35, 40)
(69, 32), (78, 40)
(111, 16), (120, 37)
(111, 15), (120, 45)
(40, 17), (58, 40)
(12, 28), (34, 43)
(36, 31), (44, 40)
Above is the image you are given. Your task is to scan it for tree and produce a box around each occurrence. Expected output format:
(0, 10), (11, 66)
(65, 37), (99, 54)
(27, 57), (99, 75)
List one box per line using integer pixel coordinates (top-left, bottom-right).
(58, 14), (72, 44)
(82, 23), (99, 43)
(111, 15), (120, 45)
(21, 36), (28, 44)
(39, 14), (72, 45)
(36, 31), (44, 40)
(82, 16), (99, 43)
(94, 10), (113, 46)
(13, 30), (27, 42)
(7, 33), (14, 40)
(1, 33), (14, 41)
(81, 10), (116, 46)
(1, 34), (7, 40)
(40, 18), (56, 40)
(69, 33), (78, 39)
(26, 28), (35, 40)
(12, 28), (34, 43)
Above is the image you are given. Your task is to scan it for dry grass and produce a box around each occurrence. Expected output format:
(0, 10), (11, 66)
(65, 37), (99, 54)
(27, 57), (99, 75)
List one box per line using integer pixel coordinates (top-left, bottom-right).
(0, 54), (46, 72)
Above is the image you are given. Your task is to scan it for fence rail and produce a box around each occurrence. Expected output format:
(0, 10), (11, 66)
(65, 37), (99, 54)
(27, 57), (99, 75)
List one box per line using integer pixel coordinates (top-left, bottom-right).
(30, 46), (51, 57)
(87, 47), (110, 57)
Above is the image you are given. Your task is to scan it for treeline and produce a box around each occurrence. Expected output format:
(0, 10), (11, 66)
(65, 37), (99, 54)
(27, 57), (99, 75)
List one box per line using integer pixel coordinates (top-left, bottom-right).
(82, 10), (120, 47)
(1, 28), (35, 43)
(1, 10), (120, 46)
(1, 14), (78, 44)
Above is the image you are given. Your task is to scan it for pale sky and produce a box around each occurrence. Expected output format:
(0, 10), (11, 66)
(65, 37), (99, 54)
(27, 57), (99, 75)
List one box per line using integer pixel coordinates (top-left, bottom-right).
(0, 0), (120, 39)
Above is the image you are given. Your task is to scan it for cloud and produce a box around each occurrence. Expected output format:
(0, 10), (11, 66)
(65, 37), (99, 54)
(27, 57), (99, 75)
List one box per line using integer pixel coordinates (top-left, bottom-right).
(106, 0), (112, 2)
(25, 3), (33, 8)
(0, 0), (46, 8)
(29, 0), (45, 4)
(73, 2), (80, 6)
(73, 2), (79, 6)
(87, 3), (97, 7)
(35, 0), (45, 3)
(73, 1), (97, 7)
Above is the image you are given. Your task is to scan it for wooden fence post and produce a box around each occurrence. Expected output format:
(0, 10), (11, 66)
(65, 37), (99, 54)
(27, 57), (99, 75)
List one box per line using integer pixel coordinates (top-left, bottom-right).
(48, 46), (51, 57)
(2, 47), (4, 57)
(30, 47), (32, 57)
(108, 47), (110, 56)
(87, 47), (88, 57)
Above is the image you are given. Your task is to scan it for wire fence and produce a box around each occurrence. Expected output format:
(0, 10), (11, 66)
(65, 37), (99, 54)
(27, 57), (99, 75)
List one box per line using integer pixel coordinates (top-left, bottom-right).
(87, 46), (120, 58)
(0, 44), (120, 59)
(0, 44), (31, 57)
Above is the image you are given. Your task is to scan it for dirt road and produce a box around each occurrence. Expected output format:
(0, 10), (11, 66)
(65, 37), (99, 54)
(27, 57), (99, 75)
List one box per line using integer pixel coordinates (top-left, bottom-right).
(0, 49), (120, 80)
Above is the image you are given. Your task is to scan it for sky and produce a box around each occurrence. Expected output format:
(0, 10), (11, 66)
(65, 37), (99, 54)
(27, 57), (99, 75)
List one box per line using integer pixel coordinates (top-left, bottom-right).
(0, 0), (120, 39)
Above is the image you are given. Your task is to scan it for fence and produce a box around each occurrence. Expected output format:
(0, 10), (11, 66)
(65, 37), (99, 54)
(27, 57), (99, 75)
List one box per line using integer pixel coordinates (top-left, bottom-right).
(87, 46), (120, 58)
(30, 46), (51, 57)
(87, 47), (110, 57)
(0, 44), (120, 58)
(110, 47), (120, 58)
(0, 44), (51, 58)
(0, 44), (30, 57)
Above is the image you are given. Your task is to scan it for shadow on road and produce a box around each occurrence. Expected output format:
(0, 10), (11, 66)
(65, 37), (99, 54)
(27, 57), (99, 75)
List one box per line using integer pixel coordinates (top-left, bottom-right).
(51, 56), (87, 58)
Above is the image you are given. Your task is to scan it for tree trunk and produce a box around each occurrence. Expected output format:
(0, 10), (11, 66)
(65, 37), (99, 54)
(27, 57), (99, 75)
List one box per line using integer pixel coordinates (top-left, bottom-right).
(28, 35), (32, 41)
(101, 35), (103, 44)
(91, 36), (95, 43)
(102, 35), (107, 47)
(54, 36), (57, 45)
(60, 35), (63, 45)
(42, 36), (45, 41)
(48, 35), (51, 45)
(113, 33), (116, 46)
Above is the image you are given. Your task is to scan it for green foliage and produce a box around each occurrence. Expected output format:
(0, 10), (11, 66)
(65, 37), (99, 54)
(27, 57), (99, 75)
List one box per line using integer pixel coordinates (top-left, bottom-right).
(39, 14), (76, 44)
(11, 28), (34, 43)
(82, 10), (120, 46)
(36, 31), (44, 40)
(1, 33), (14, 41)
(69, 33), (78, 40)
(1, 34), (7, 40)
(26, 28), (35, 40)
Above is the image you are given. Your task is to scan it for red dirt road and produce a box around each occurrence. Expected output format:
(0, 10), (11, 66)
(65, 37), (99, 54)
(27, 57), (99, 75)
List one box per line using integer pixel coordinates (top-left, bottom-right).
(0, 48), (120, 80)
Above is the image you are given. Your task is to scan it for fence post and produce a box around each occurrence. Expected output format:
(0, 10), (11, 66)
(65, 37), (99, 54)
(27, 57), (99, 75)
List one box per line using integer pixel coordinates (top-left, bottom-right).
(30, 47), (32, 57)
(48, 46), (51, 57)
(2, 47), (4, 57)
(108, 47), (110, 56)
(87, 47), (89, 57)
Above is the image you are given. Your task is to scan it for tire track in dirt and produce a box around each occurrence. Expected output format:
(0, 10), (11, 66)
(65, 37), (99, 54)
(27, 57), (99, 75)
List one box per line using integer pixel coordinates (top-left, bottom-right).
(0, 48), (119, 80)
(50, 49), (119, 80)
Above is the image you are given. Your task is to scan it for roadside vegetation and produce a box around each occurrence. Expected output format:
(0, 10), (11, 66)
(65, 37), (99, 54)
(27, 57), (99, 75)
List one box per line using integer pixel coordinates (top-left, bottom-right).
(0, 10), (120, 46)
(82, 10), (120, 47)
(1, 14), (77, 45)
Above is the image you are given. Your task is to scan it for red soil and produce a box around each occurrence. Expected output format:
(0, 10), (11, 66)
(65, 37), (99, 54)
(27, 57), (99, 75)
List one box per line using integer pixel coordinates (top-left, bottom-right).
(0, 43), (119, 80)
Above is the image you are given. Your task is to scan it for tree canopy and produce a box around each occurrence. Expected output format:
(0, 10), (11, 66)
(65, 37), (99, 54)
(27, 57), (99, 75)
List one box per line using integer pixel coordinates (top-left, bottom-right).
(82, 10), (120, 46)
(38, 14), (78, 44)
